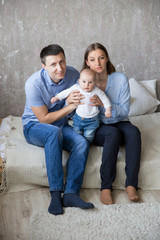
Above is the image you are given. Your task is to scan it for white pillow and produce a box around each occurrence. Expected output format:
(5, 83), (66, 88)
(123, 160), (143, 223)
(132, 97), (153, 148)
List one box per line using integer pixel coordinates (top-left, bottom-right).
(139, 79), (157, 114)
(128, 78), (160, 117)
(140, 79), (157, 97)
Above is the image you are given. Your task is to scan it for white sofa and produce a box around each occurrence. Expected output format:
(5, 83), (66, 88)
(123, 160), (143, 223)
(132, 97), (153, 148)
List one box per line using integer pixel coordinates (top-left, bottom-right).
(0, 78), (160, 194)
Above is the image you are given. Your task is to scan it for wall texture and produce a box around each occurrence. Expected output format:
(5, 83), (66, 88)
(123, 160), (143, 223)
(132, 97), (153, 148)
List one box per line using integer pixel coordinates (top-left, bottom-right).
(0, 0), (160, 117)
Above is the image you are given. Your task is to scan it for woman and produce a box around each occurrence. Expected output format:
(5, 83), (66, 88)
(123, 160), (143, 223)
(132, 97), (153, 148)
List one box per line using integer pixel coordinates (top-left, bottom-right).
(81, 43), (141, 205)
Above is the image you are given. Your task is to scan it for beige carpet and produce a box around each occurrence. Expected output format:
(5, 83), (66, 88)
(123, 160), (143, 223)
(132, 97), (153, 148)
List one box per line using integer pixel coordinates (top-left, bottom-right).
(30, 202), (160, 240)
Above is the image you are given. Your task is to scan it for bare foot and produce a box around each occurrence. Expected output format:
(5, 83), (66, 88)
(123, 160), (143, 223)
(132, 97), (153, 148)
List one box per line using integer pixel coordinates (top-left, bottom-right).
(126, 186), (140, 202)
(100, 189), (113, 205)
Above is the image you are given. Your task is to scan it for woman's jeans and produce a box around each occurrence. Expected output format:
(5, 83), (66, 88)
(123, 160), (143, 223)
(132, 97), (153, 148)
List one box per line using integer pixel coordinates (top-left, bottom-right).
(72, 112), (100, 142)
(23, 121), (90, 194)
(94, 121), (141, 190)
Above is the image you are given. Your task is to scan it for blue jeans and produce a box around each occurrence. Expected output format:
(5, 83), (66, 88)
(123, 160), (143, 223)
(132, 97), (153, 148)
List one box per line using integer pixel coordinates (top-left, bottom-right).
(23, 121), (89, 194)
(94, 121), (141, 190)
(72, 113), (100, 142)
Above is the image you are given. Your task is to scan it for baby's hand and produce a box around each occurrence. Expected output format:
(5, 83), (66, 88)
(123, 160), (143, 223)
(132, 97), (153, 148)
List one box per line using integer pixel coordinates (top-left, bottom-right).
(51, 96), (59, 103)
(105, 108), (112, 118)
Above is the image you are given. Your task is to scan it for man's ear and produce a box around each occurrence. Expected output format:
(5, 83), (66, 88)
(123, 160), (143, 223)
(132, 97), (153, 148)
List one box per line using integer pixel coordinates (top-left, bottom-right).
(42, 63), (46, 69)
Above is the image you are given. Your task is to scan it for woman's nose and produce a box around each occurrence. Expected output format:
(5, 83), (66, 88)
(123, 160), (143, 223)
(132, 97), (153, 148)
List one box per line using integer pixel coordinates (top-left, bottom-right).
(95, 58), (100, 65)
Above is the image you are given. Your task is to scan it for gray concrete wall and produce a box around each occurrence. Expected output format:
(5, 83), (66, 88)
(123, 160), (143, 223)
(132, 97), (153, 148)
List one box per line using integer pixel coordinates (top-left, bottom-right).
(0, 0), (160, 117)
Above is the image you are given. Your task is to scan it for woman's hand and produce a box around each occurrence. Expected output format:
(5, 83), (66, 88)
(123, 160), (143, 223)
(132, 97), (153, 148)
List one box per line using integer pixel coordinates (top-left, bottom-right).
(89, 95), (104, 107)
(66, 90), (84, 105)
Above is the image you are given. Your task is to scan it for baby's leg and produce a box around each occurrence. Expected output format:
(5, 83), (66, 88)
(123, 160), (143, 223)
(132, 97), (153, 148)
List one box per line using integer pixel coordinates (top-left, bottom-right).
(72, 114), (83, 136)
(83, 128), (96, 142)
(83, 117), (100, 142)
(73, 126), (83, 136)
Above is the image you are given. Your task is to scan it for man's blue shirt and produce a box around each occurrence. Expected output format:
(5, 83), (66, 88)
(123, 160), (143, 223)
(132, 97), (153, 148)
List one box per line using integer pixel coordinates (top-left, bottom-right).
(22, 66), (80, 127)
(100, 72), (130, 124)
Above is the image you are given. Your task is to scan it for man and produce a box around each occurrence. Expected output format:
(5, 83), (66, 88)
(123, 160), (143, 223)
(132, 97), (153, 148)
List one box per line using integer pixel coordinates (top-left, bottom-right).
(22, 44), (94, 215)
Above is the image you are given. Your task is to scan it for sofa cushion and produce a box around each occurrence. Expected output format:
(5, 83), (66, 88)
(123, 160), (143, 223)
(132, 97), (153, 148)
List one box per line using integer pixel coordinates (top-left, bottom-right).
(1, 113), (160, 194)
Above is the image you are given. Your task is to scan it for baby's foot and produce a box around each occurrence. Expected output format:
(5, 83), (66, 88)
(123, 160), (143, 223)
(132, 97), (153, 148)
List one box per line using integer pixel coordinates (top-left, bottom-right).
(126, 186), (140, 202)
(100, 189), (113, 205)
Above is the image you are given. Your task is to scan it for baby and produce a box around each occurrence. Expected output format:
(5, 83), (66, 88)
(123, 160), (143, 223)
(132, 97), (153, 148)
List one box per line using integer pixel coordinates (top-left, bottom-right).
(51, 69), (111, 142)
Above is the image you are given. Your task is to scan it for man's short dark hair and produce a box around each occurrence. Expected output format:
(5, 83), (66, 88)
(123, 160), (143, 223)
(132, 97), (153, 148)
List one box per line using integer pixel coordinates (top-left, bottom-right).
(40, 44), (65, 65)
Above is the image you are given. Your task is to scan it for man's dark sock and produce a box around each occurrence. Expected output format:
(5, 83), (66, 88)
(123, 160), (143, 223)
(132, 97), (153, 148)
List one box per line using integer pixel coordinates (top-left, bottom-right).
(48, 191), (63, 215)
(63, 193), (94, 209)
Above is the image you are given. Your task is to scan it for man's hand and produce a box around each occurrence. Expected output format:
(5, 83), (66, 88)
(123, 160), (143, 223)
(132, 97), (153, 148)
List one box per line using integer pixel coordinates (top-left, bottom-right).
(66, 90), (85, 105)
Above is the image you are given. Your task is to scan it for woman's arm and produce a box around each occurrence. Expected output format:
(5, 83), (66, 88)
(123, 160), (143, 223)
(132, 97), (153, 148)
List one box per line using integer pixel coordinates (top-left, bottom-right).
(110, 78), (130, 119)
(89, 74), (130, 120)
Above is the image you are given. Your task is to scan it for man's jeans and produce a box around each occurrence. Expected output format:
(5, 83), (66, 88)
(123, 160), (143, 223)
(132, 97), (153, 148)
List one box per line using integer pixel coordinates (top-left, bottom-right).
(72, 113), (100, 142)
(23, 121), (90, 194)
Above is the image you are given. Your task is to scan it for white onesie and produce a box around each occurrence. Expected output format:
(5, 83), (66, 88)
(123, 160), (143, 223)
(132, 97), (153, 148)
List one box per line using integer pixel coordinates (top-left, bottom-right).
(55, 84), (111, 118)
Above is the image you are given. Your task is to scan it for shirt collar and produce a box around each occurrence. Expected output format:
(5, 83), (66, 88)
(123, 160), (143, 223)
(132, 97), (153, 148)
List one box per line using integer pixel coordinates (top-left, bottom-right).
(41, 68), (66, 86)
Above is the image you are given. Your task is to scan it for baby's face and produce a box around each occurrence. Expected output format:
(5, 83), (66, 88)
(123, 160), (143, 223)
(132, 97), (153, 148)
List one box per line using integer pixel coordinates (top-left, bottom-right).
(79, 73), (96, 92)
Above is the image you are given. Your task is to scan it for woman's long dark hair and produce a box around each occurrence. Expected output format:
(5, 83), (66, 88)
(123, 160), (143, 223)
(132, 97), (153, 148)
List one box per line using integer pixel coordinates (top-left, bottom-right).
(82, 43), (116, 74)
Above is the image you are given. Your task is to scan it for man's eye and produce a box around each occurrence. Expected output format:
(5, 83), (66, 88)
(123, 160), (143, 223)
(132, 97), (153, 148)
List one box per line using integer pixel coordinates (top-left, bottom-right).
(60, 60), (65, 65)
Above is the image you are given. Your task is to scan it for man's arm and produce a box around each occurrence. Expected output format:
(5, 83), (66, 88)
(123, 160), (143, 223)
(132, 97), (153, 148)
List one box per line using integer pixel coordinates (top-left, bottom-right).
(31, 104), (77, 124)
